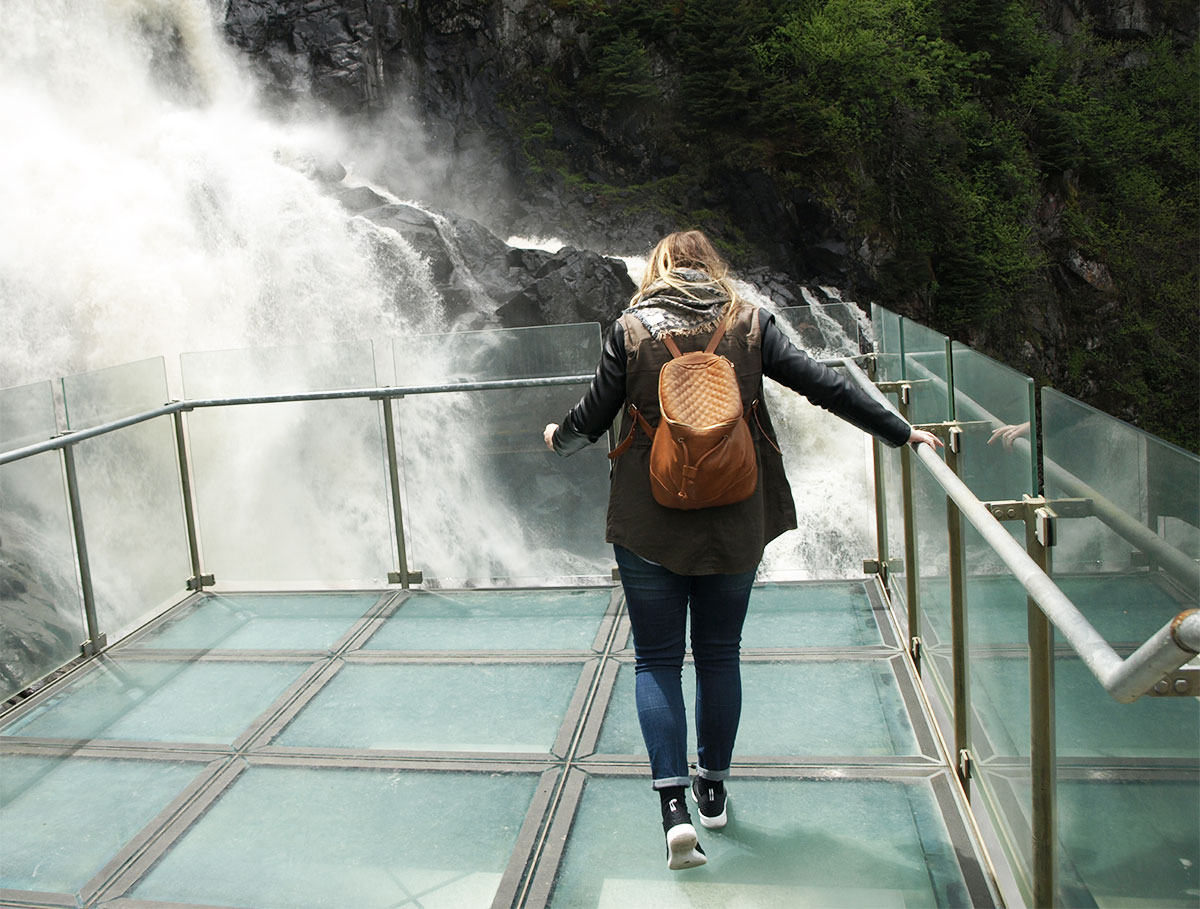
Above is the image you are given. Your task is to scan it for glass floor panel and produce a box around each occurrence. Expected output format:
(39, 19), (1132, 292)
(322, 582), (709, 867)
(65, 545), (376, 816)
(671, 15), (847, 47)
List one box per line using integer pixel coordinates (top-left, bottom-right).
(739, 582), (886, 648)
(274, 663), (585, 753)
(1, 658), (309, 744)
(0, 583), (994, 908)
(364, 588), (611, 651)
(595, 659), (923, 757)
(129, 592), (383, 650)
(548, 775), (972, 908)
(130, 766), (542, 908)
(0, 754), (201, 893)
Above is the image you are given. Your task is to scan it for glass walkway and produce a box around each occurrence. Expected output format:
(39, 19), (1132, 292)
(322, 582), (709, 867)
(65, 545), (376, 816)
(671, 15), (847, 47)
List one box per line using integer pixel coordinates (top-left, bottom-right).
(0, 582), (995, 907)
(2, 303), (1197, 907)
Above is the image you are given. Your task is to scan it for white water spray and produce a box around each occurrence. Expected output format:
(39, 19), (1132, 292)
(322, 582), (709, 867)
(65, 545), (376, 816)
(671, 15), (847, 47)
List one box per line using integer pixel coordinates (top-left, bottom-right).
(0, 0), (433, 394)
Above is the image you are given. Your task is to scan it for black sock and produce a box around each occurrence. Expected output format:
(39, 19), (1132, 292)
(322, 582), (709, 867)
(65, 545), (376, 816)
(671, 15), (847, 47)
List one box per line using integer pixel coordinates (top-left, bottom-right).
(658, 785), (685, 808)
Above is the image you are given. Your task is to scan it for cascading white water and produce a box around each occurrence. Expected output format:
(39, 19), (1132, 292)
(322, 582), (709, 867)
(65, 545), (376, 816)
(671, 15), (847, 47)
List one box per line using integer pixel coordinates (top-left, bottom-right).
(0, 0), (436, 394)
(0, 0), (878, 603)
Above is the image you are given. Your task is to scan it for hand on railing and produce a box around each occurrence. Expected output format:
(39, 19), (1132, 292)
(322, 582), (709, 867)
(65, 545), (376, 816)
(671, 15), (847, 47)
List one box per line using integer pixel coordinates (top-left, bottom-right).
(908, 427), (944, 450)
(987, 421), (1031, 451)
(543, 423), (559, 450)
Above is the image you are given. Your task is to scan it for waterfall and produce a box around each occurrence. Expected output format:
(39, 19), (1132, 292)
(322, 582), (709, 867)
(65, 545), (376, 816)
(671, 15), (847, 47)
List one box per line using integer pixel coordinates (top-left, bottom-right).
(0, 0), (433, 394)
(0, 0), (877, 605)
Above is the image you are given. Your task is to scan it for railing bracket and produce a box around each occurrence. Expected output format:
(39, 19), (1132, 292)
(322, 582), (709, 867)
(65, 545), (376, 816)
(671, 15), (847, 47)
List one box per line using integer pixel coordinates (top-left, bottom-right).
(186, 574), (215, 591)
(876, 380), (913, 405)
(388, 570), (423, 586)
(1148, 668), (1199, 697)
(80, 634), (108, 657)
(862, 559), (881, 575)
(910, 635), (922, 664)
(958, 748), (972, 780)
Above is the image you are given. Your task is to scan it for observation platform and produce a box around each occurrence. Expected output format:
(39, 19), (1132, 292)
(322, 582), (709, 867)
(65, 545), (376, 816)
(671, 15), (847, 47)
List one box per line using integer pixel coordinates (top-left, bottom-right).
(2, 581), (994, 907)
(2, 302), (1197, 906)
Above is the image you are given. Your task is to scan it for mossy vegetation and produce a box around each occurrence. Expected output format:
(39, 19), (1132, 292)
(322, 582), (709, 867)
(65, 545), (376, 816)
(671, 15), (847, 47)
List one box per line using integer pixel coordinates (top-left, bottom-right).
(511, 0), (1197, 448)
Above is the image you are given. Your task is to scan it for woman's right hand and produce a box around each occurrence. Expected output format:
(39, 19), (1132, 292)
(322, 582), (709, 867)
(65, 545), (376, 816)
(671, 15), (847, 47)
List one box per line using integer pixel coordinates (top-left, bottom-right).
(543, 423), (559, 451)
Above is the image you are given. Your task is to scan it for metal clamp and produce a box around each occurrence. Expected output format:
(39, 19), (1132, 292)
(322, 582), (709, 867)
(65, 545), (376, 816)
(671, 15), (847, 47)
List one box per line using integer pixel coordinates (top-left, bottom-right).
(388, 570), (423, 585)
(876, 381), (913, 405)
(1147, 668), (1199, 697)
(187, 574), (215, 591)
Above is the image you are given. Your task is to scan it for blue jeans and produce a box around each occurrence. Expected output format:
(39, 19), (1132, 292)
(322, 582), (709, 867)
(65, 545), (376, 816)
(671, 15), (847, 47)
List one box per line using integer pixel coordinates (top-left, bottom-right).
(614, 545), (756, 789)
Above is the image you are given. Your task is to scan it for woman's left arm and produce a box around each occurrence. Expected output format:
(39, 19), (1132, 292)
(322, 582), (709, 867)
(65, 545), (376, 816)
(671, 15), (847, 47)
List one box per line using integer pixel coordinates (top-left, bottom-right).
(761, 314), (926, 449)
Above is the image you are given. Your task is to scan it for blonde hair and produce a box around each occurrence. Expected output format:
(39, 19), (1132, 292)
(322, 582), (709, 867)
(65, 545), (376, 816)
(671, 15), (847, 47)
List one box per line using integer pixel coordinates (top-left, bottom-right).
(631, 230), (746, 330)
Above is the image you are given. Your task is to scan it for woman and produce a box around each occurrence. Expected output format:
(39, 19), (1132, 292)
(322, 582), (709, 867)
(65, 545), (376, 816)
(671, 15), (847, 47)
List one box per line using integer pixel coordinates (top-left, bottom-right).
(543, 230), (941, 871)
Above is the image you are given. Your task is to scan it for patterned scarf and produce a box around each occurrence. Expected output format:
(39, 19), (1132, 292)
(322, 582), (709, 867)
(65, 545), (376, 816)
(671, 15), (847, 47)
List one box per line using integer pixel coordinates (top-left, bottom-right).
(625, 269), (730, 339)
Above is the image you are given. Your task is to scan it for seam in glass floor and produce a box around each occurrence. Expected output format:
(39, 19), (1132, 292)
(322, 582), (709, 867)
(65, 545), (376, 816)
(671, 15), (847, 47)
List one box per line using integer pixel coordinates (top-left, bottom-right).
(0, 580), (1000, 908)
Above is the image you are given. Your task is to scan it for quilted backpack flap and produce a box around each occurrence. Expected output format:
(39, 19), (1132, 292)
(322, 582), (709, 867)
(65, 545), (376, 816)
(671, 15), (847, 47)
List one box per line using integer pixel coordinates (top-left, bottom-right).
(657, 352), (744, 428)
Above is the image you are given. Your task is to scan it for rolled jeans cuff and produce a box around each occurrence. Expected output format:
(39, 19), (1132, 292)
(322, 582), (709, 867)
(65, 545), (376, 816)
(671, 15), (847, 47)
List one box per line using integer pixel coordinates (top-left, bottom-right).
(652, 775), (692, 790)
(696, 766), (730, 782)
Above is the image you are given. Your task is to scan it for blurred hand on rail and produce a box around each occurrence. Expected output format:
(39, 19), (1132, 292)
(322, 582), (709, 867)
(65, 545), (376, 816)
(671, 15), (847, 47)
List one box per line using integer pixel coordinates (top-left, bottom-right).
(987, 421), (1031, 451)
(908, 428), (944, 450)
(543, 423), (559, 450)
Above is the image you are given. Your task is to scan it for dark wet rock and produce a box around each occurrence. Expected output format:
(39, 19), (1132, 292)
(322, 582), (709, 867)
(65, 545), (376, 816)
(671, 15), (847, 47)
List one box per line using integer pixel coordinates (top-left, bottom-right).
(335, 185), (390, 213)
(496, 247), (635, 329)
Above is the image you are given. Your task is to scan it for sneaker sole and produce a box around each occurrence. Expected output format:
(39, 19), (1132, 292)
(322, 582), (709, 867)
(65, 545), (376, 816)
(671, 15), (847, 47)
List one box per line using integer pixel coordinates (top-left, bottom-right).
(691, 786), (728, 829)
(665, 823), (707, 870)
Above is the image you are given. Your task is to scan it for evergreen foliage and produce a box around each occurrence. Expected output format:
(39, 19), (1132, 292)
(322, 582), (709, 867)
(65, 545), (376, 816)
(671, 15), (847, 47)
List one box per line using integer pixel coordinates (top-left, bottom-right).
(526, 0), (1198, 448)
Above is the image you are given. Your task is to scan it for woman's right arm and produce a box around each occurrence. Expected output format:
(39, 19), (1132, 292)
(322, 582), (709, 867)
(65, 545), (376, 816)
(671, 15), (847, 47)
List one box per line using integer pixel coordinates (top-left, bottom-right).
(550, 322), (628, 455)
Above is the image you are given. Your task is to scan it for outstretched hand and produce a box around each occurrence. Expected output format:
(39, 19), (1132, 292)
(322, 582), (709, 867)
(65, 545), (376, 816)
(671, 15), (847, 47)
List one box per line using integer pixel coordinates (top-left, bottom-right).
(908, 427), (944, 450)
(543, 423), (559, 451)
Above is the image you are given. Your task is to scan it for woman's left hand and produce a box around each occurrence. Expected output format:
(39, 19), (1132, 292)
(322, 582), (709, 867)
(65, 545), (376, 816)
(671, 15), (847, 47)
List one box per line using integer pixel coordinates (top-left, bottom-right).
(908, 427), (944, 450)
(543, 423), (559, 450)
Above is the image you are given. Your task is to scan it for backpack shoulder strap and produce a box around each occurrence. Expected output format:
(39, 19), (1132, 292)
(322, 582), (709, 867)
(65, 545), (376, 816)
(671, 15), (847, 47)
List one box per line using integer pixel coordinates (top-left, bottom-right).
(662, 320), (728, 359)
(703, 319), (729, 354)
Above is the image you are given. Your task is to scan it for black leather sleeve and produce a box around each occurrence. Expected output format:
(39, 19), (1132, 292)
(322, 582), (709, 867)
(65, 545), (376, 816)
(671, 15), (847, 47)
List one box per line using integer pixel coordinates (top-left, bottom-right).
(552, 322), (627, 456)
(761, 314), (912, 448)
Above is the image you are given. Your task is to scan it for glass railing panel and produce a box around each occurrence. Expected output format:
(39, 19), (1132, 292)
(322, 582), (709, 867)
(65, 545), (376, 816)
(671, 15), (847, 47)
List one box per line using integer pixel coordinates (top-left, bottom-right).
(742, 300), (874, 578)
(870, 306), (908, 620)
(761, 364), (876, 579)
(61, 359), (190, 640)
(900, 318), (951, 424)
(773, 303), (866, 358)
(0, 382), (85, 701)
(180, 340), (391, 586)
(391, 325), (609, 583)
(871, 303), (904, 383)
(950, 344), (1038, 502)
(911, 452), (957, 752)
(902, 321), (955, 744)
(1042, 388), (1198, 634)
(1043, 387), (1199, 906)
(947, 349), (1041, 907)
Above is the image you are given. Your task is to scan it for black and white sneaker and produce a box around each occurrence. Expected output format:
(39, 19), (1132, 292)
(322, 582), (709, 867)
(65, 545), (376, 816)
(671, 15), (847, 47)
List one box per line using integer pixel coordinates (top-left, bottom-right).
(661, 797), (707, 870)
(691, 777), (728, 829)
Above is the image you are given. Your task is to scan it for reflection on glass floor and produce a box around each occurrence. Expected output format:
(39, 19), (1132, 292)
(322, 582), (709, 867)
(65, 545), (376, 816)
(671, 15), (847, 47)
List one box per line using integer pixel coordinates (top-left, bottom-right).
(1, 582), (995, 907)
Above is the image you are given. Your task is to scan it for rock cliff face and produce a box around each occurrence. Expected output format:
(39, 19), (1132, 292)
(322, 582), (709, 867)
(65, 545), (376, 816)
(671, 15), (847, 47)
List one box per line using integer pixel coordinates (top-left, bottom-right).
(213, 0), (1196, 442)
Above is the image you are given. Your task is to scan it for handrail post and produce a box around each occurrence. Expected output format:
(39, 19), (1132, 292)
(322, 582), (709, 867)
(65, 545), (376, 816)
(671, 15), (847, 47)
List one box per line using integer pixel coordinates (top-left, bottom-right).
(899, 395), (921, 668)
(380, 396), (421, 588)
(1026, 500), (1058, 907)
(61, 442), (105, 656)
(944, 427), (971, 797)
(172, 409), (212, 591)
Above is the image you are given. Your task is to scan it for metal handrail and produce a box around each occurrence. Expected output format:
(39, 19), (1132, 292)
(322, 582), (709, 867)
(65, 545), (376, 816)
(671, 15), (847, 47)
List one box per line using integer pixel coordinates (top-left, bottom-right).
(0, 375), (595, 467)
(902, 355), (1200, 593)
(842, 358), (1200, 702)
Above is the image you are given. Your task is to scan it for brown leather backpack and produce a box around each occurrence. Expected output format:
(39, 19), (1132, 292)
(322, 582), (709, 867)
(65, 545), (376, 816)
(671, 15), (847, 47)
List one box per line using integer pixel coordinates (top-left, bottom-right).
(609, 321), (772, 509)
